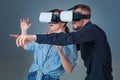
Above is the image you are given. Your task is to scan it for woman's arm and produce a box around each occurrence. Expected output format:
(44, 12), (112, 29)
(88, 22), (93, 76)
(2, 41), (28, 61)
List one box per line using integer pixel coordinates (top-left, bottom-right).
(20, 18), (32, 49)
(10, 18), (31, 49)
(55, 46), (73, 74)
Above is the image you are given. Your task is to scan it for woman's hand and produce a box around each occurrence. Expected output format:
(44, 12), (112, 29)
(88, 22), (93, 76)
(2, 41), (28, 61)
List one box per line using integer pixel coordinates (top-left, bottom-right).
(20, 18), (32, 34)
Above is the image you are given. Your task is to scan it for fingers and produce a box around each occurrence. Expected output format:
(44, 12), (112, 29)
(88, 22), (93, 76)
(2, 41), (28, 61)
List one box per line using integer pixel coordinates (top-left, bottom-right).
(28, 23), (32, 27)
(20, 18), (25, 23)
(20, 19), (22, 23)
(49, 30), (53, 34)
(20, 17), (30, 23)
(16, 36), (19, 47)
(22, 36), (26, 45)
(55, 45), (63, 49)
(9, 34), (20, 38)
(26, 17), (30, 23)
(16, 35), (21, 47)
(20, 17), (32, 31)
(16, 35), (26, 47)
(45, 30), (53, 34)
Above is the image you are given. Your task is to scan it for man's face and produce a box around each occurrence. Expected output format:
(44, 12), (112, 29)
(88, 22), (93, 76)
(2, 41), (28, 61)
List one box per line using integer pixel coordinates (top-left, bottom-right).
(72, 8), (84, 30)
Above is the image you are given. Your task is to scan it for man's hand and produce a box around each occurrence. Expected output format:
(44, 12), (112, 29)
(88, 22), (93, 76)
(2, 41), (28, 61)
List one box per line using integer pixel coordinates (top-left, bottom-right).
(16, 34), (36, 47)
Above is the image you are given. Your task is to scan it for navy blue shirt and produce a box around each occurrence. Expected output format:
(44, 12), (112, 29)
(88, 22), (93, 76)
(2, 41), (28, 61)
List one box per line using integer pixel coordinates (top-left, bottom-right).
(36, 21), (113, 80)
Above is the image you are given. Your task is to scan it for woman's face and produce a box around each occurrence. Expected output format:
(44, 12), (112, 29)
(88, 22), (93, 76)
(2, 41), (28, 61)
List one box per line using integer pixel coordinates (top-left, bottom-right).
(49, 22), (62, 32)
(49, 12), (64, 33)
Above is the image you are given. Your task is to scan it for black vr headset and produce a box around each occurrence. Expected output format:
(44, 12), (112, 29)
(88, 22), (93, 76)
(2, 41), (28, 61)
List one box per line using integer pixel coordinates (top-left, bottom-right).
(39, 12), (61, 23)
(60, 11), (91, 22)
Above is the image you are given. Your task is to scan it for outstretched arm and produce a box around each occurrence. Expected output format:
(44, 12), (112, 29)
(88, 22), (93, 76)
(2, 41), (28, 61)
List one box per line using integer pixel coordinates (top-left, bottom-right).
(15, 22), (95, 46)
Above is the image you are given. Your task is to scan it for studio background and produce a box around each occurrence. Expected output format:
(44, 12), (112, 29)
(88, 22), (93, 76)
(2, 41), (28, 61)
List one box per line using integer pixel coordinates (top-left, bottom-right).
(0, 0), (120, 80)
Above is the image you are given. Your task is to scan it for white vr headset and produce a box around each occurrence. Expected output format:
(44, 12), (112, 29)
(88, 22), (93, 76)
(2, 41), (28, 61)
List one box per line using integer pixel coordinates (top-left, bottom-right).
(60, 11), (91, 22)
(39, 11), (91, 23)
(39, 12), (61, 23)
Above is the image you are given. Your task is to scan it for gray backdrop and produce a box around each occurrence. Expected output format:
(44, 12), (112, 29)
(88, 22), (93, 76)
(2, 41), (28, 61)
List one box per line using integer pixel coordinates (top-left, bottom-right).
(0, 0), (120, 80)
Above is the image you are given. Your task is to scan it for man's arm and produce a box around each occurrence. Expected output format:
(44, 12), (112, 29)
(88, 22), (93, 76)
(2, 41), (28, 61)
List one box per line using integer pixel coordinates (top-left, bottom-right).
(36, 32), (73, 46)
(16, 22), (96, 46)
(16, 29), (95, 47)
(36, 29), (95, 46)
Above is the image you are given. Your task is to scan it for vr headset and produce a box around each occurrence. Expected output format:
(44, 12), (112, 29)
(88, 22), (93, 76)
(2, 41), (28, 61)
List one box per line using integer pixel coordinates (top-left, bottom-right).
(60, 11), (91, 22)
(39, 11), (91, 23)
(39, 12), (61, 23)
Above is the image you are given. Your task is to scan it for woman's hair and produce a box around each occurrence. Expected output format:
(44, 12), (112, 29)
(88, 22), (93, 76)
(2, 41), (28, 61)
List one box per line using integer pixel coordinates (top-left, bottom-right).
(50, 9), (70, 33)
(64, 23), (69, 33)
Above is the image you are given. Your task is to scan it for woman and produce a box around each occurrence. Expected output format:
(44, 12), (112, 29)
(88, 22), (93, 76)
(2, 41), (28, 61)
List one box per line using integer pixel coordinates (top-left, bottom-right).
(11, 9), (77, 80)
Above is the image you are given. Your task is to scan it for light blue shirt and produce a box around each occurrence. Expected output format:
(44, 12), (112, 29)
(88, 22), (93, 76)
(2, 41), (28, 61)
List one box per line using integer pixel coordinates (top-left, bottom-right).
(27, 41), (77, 80)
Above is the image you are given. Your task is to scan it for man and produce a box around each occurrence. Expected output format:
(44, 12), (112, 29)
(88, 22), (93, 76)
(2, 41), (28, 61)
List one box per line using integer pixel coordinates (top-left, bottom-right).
(15, 4), (113, 80)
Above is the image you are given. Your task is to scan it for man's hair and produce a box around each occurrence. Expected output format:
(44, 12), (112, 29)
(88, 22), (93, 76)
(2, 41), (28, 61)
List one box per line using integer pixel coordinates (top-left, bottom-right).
(71, 4), (91, 14)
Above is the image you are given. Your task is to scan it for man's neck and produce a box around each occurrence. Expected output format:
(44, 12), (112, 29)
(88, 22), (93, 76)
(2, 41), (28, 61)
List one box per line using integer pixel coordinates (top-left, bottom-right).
(82, 19), (90, 27)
